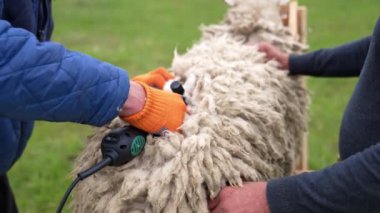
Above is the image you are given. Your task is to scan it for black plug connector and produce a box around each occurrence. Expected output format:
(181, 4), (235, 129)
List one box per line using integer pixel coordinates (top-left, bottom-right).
(101, 126), (147, 166)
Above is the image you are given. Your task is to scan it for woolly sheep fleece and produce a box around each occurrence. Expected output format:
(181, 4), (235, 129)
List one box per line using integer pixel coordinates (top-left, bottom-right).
(72, 0), (309, 212)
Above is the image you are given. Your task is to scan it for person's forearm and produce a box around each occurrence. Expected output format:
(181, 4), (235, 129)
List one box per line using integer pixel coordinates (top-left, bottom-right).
(290, 36), (371, 77)
(267, 142), (380, 213)
(0, 19), (130, 126)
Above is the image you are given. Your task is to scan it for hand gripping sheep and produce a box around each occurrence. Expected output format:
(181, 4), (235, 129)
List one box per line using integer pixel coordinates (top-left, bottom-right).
(71, 0), (309, 212)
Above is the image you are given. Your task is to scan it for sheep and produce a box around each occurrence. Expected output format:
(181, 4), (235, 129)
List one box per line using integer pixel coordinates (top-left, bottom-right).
(72, 0), (309, 212)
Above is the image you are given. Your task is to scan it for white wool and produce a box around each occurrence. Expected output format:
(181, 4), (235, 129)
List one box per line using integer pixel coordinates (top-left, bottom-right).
(72, 0), (309, 212)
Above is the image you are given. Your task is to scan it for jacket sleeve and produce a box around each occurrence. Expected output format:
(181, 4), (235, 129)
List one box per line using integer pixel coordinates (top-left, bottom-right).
(0, 2), (3, 18)
(289, 36), (371, 77)
(0, 20), (130, 126)
(267, 142), (380, 213)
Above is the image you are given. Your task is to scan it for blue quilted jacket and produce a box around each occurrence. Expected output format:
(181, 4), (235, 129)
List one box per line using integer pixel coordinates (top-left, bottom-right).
(0, 0), (131, 175)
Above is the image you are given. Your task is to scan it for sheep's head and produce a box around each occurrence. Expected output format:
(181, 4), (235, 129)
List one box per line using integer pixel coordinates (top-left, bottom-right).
(223, 0), (286, 34)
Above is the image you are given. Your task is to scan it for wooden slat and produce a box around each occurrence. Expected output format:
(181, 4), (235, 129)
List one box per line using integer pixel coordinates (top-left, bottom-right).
(298, 6), (308, 44)
(280, 5), (289, 27)
(288, 0), (299, 40)
(301, 129), (309, 171)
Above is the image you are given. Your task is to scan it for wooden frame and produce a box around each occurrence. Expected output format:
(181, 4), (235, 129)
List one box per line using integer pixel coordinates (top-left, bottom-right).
(280, 0), (308, 45)
(280, 0), (309, 172)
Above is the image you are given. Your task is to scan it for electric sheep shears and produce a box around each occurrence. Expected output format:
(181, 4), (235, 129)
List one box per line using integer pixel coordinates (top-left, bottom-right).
(56, 81), (186, 213)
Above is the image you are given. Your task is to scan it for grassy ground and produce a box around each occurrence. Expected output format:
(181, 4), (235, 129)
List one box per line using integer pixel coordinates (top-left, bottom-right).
(7, 0), (380, 212)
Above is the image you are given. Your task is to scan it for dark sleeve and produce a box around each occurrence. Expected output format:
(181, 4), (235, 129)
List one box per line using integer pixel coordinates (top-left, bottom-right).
(289, 36), (371, 77)
(267, 142), (380, 213)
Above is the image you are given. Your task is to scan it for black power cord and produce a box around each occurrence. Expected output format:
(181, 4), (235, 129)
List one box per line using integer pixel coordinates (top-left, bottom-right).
(56, 157), (112, 213)
(56, 178), (80, 213)
(56, 126), (147, 213)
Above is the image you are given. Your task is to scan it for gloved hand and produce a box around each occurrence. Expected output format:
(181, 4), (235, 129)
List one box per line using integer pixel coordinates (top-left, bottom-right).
(120, 82), (186, 134)
(132, 67), (174, 89)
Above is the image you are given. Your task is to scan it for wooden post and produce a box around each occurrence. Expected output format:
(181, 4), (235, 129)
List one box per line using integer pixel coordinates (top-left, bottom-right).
(298, 5), (308, 172)
(298, 6), (308, 44)
(280, 0), (309, 172)
(288, 0), (299, 40)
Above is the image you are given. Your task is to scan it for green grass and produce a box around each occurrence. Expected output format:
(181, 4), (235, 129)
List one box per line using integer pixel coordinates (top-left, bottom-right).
(7, 0), (380, 212)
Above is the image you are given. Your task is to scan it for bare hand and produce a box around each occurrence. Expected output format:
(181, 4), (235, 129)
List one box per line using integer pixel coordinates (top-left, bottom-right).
(119, 81), (146, 117)
(208, 182), (270, 213)
(258, 42), (289, 70)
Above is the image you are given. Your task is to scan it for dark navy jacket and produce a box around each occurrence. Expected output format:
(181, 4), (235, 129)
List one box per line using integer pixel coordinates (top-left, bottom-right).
(0, 0), (130, 175)
(267, 18), (380, 212)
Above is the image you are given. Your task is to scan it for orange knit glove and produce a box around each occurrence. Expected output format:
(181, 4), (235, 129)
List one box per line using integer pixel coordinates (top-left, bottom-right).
(121, 82), (186, 134)
(132, 67), (174, 89)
